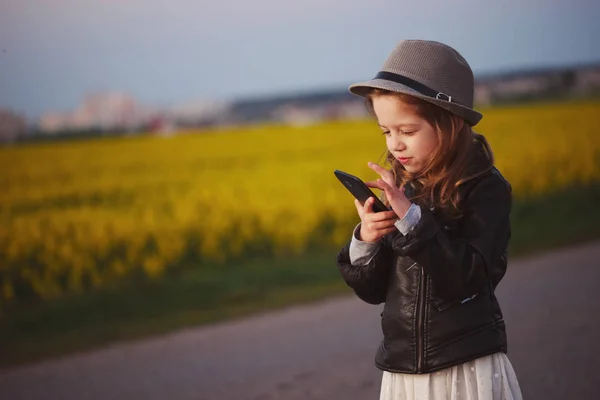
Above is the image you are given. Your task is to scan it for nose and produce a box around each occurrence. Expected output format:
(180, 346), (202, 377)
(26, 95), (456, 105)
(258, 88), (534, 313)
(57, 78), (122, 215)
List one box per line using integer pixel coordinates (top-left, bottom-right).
(389, 132), (406, 152)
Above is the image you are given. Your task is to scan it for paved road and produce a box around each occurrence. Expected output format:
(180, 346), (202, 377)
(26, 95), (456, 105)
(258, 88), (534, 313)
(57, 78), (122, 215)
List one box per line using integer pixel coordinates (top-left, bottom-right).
(1, 240), (600, 399)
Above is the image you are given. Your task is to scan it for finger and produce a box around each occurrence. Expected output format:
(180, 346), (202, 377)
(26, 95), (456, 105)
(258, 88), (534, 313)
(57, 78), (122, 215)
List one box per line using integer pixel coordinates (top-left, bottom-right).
(364, 211), (398, 226)
(364, 206), (397, 220)
(364, 225), (398, 241)
(368, 161), (394, 180)
(375, 178), (396, 202)
(379, 226), (399, 236)
(377, 178), (395, 192)
(365, 180), (384, 190)
(363, 216), (398, 234)
(362, 196), (374, 214)
(367, 219), (398, 231)
(354, 199), (364, 218)
(367, 210), (399, 222)
(379, 179), (407, 201)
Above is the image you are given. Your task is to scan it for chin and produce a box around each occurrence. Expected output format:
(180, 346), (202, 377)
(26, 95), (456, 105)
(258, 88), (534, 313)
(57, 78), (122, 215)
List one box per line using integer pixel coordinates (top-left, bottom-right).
(404, 166), (423, 175)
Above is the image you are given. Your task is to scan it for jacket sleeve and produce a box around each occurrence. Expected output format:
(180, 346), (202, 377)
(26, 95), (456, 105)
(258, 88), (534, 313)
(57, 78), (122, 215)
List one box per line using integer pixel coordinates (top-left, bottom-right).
(390, 171), (512, 300)
(336, 234), (394, 305)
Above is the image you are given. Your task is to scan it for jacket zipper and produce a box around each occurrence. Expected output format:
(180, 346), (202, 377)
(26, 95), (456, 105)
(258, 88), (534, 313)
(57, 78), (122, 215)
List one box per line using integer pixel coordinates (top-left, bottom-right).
(416, 266), (426, 372)
(436, 293), (479, 312)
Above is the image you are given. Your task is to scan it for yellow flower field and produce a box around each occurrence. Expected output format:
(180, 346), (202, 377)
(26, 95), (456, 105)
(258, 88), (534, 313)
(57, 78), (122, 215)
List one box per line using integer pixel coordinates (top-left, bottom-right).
(1, 100), (599, 310)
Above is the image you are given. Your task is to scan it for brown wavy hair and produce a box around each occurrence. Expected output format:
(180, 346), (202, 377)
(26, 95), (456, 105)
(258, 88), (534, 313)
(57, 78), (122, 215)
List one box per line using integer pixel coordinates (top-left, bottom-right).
(365, 89), (493, 218)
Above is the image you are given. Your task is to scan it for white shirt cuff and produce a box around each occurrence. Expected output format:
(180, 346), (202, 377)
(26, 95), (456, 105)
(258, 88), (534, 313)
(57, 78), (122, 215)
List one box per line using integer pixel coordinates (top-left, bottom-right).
(348, 223), (382, 266)
(394, 203), (421, 235)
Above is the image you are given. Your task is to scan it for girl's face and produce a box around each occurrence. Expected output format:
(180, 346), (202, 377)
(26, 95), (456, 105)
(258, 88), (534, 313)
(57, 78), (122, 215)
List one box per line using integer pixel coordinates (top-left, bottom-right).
(371, 94), (439, 175)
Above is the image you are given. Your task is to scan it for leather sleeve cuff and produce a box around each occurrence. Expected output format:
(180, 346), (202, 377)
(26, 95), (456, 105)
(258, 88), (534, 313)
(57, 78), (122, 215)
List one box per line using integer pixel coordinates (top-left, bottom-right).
(391, 209), (441, 256)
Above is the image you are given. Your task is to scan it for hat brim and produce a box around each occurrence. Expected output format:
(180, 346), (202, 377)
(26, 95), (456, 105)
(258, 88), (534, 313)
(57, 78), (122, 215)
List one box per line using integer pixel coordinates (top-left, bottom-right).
(349, 79), (482, 126)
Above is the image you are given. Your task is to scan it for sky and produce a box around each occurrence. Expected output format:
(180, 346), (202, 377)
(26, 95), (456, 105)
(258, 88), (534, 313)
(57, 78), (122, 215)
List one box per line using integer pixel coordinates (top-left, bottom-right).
(1, 0), (600, 119)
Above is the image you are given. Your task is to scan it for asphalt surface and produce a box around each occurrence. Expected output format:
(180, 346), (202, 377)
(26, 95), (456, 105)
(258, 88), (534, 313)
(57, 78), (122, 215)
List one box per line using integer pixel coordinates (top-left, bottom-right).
(1, 240), (599, 400)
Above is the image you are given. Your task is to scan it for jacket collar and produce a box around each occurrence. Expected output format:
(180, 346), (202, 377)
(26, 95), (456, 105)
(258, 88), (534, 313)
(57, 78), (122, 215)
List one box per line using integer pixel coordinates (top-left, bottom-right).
(459, 133), (494, 186)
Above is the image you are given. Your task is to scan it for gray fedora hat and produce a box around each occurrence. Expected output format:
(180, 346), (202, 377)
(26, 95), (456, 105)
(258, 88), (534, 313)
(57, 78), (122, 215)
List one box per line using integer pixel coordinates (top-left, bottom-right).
(349, 40), (482, 126)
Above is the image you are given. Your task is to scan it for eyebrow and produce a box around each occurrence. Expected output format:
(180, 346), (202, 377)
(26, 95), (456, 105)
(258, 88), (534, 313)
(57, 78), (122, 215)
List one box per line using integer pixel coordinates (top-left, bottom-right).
(378, 123), (419, 129)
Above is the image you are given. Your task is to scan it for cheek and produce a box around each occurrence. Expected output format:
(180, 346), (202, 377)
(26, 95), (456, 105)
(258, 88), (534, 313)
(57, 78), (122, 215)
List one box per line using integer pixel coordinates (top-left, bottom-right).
(420, 133), (438, 157)
(425, 140), (438, 155)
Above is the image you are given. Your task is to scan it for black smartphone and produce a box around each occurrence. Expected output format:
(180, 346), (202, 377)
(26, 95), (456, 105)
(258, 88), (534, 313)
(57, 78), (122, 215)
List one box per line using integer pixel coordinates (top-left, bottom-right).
(334, 169), (390, 213)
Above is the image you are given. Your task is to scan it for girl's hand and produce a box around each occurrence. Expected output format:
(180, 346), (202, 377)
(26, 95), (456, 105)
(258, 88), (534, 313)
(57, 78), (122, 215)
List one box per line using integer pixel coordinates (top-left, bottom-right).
(365, 162), (412, 219)
(354, 197), (399, 243)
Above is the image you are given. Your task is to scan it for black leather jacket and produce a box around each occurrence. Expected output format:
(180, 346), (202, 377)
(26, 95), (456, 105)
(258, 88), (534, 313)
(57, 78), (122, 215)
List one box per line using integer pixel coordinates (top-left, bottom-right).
(336, 143), (512, 374)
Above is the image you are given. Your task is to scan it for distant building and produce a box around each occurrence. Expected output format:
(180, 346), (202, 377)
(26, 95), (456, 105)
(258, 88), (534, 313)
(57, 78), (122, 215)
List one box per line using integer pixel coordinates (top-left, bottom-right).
(474, 64), (600, 106)
(273, 105), (320, 126)
(29, 62), (600, 139)
(38, 92), (152, 134)
(77, 92), (148, 131)
(168, 100), (229, 126)
(39, 112), (71, 133)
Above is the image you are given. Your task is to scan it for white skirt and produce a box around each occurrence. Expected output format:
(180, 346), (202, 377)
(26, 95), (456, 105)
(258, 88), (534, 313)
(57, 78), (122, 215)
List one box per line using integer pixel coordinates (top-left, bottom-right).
(379, 352), (522, 400)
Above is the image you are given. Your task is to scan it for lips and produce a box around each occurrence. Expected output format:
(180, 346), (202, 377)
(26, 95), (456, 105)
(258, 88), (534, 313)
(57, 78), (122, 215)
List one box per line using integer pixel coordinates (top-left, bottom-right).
(398, 157), (412, 164)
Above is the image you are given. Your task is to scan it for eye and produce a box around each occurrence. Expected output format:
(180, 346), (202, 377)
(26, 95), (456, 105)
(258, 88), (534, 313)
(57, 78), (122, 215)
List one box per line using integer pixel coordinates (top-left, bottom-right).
(381, 130), (390, 136)
(401, 130), (416, 135)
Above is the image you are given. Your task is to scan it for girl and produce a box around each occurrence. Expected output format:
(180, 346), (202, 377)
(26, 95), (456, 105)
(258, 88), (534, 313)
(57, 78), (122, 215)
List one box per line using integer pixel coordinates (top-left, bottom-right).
(336, 40), (523, 400)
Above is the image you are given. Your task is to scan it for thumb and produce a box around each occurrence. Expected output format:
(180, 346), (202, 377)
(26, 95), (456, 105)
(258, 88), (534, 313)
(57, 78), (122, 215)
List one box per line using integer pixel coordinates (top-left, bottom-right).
(363, 197), (374, 214)
(354, 199), (364, 218)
